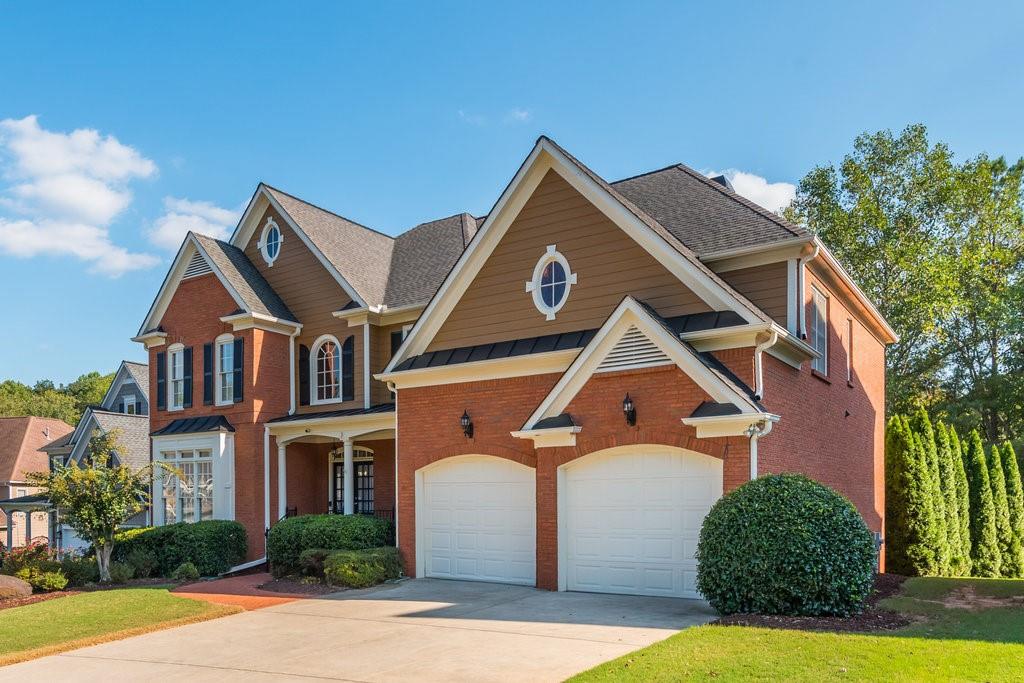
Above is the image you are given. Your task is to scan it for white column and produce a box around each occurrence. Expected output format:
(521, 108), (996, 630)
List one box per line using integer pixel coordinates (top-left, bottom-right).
(343, 438), (354, 515)
(749, 434), (759, 481)
(5, 513), (12, 549)
(24, 512), (32, 545)
(277, 443), (287, 519)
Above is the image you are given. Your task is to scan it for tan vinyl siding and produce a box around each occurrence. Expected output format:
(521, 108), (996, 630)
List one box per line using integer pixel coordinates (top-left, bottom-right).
(370, 322), (407, 405)
(428, 169), (710, 351)
(722, 262), (788, 325)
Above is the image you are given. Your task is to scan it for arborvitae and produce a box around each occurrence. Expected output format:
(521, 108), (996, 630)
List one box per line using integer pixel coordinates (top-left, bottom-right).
(963, 430), (1001, 577)
(1001, 442), (1024, 577)
(910, 409), (949, 574)
(949, 427), (973, 575)
(935, 422), (967, 575)
(885, 415), (937, 575)
(988, 443), (1015, 575)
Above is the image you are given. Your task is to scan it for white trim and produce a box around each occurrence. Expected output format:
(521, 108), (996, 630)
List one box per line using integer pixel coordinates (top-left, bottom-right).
(385, 139), (765, 373)
(702, 238), (808, 273)
(700, 236), (811, 264)
(681, 412), (779, 438)
(309, 334), (344, 406)
(219, 312), (302, 335)
(214, 333), (235, 407)
(263, 425), (270, 536)
(509, 425), (581, 448)
(123, 394), (137, 415)
(376, 348), (580, 389)
(151, 432), (234, 525)
(167, 343), (185, 412)
(525, 245), (577, 321)
(363, 323), (370, 408)
(99, 362), (142, 411)
(258, 216), (283, 266)
(812, 238), (898, 344)
(786, 258), (798, 334)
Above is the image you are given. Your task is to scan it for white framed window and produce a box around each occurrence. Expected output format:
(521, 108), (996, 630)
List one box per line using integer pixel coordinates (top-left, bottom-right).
(15, 488), (26, 498)
(159, 448), (215, 524)
(312, 335), (342, 404)
(123, 394), (137, 415)
(259, 217), (283, 266)
(810, 286), (829, 375)
(168, 344), (185, 410)
(216, 333), (235, 405)
(525, 245), (577, 320)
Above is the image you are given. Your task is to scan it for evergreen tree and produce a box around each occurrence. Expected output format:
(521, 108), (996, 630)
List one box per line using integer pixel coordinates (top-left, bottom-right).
(949, 427), (973, 574)
(963, 430), (1001, 576)
(935, 422), (967, 575)
(1002, 442), (1024, 577)
(910, 409), (949, 574)
(886, 415), (938, 575)
(987, 443), (1015, 575)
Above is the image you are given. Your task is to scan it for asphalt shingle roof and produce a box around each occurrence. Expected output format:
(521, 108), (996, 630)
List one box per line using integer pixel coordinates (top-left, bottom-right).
(192, 233), (295, 321)
(383, 213), (475, 309)
(0, 417), (74, 482)
(89, 410), (151, 471)
(122, 361), (149, 403)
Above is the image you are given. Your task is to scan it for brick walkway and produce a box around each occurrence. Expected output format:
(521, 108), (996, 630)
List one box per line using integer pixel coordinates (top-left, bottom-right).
(173, 572), (308, 610)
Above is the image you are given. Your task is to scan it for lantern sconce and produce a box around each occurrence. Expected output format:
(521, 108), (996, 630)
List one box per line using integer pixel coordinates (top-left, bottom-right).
(460, 410), (474, 438)
(623, 393), (636, 426)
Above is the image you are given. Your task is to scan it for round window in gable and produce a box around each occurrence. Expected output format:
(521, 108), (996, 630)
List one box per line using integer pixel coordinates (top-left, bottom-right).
(526, 245), (577, 320)
(260, 217), (283, 265)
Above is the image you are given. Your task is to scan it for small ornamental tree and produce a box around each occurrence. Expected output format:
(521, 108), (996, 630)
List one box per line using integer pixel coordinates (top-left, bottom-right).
(948, 427), (973, 575)
(28, 429), (166, 582)
(935, 422), (967, 576)
(1002, 442), (1024, 577)
(911, 410), (949, 574)
(885, 416), (937, 575)
(963, 430), (1001, 577)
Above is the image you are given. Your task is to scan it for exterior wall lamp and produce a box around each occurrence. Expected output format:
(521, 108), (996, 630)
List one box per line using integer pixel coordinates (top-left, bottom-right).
(623, 393), (636, 426)
(461, 410), (474, 438)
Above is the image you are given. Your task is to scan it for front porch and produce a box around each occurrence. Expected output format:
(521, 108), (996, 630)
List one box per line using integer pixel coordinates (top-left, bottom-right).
(267, 406), (396, 526)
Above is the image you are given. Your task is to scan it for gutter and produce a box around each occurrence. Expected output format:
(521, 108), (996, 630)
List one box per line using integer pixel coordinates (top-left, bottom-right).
(752, 329), (779, 400)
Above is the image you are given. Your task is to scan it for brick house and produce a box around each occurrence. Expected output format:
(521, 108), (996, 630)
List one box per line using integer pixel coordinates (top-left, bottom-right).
(133, 137), (895, 597)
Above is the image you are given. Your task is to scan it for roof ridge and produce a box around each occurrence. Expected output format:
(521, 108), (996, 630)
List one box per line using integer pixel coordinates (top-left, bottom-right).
(609, 162), (685, 185)
(262, 183), (395, 242)
(396, 211), (470, 238)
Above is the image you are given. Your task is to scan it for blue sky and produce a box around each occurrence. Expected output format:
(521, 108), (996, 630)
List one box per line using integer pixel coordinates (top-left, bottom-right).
(1, 2), (1021, 385)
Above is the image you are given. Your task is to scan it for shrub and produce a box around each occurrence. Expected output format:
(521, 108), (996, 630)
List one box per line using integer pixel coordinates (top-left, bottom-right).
(910, 409), (949, 574)
(171, 562), (200, 582)
(696, 474), (875, 617)
(1002, 442), (1024, 577)
(111, 521), (247, 577)
(34, 570), (69, 592)
(324, 547), (401, 588)
(1, 540), (59, 577)
(935, 422), (968, 576)
(885, 416), (938, 575)
(963, 430), (1001, 577)
(125, 548), (159, 579)
(299, 548), (332, 578)
(267, 515), (394, 577)
(60, 554), (100, 587)
(949, 428), (973, 574)
(0, 574), (32, 600)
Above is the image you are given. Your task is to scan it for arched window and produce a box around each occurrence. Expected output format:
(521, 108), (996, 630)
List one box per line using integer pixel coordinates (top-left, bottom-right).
(310, 335), (354, 404)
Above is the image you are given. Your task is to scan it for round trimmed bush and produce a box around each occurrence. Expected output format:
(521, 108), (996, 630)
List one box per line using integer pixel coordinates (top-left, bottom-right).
(696, 474), (875, 616)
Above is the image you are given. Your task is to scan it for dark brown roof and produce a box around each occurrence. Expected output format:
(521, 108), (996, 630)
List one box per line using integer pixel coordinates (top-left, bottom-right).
(0, 417), (74, 482)
(193, 233), (296, 321)
(383, 213), (475, 309)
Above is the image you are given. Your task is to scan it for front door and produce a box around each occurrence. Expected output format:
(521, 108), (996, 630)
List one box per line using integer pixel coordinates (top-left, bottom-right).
(333, 460), (374, 514)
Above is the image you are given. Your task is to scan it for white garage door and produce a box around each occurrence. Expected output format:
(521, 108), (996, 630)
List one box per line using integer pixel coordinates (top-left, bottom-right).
(563, 445), (723, 599)
(419, 456), (536, 585)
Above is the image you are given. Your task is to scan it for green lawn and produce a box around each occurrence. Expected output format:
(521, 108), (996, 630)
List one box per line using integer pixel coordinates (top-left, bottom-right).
(571, 577), (1024, 682)
(0, 587), (238, 665)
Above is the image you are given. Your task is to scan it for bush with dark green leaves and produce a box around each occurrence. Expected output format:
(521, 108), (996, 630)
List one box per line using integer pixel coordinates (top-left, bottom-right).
(1002, 442), (1024, 576)
(171, 561), (200, 582)
(267, 515), (394, 577)
(60, 554), (99, 587)
(107, 561), (135, 584)
(324, 547), (401, 588)
(885, 416), (938, 575)
(298, 548), (332, 578)
(111, 521), (247, 577)
(696, 474), (875, 617)
(963, 430), (1001, 577)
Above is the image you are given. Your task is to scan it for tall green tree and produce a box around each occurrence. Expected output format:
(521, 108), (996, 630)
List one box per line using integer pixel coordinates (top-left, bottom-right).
(935, 422), (968, 575)
(886, 416), (938, 575)
(963, 430), (1001, 576)
(988, 443), (1022, 576)
(910, 409), (949, 573)
(0, 371), (115, 425)
(949, 427), (973, 573)
(1002, 442), (1024, 576)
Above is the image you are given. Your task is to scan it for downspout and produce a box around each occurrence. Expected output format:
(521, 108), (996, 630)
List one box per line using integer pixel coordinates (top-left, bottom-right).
(753, 330), (778, 401)
(745, 420), (774, 481)
(796, 243), (820, 339)
(388, 380), (399, 549)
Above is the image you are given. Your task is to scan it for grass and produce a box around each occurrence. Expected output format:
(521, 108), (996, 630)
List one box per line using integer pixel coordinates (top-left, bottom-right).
(570, 577), (1024, 682)
(0, 587), (239, 666)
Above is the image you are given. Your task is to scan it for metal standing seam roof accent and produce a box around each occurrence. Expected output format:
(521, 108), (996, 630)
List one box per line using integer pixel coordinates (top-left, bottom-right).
(688, 401), (743, 418)
(151, 415), (236, 437)
(266, 403), (396, 424)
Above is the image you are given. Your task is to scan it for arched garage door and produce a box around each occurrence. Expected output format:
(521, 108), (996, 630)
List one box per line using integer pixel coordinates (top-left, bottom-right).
(417, 456), (535, 585)
(561, 445), (723, 599)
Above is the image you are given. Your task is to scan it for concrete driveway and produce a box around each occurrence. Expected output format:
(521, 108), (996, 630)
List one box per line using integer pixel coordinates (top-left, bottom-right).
(0, 579), (716, 682)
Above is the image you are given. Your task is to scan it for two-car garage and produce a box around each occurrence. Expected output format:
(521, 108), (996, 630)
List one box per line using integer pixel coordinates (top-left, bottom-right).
(415, 446), (723, 599)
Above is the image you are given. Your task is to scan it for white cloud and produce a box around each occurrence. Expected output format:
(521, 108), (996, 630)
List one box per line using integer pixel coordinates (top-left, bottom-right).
(706, 169), (796, 214)
(504, 108), (532, 124)
(149, 196), (241, 251)
(0, 115), (159, 276)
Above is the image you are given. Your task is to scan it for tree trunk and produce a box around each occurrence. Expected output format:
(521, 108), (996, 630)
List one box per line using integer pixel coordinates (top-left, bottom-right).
(97, 544), (113, 583)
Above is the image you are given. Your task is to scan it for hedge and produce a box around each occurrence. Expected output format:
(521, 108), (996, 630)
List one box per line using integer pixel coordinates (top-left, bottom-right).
(696, 474), (875, 617)
(111, 520), (247, 577)
(324, 547), (401, 588)
(267, 514), (393, 577)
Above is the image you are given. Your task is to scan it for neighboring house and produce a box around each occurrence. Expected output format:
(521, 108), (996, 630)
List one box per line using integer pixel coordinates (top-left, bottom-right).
(133, 136), (895, 596)
(36, 360), (151, 552)
(0, 417), (73, 549)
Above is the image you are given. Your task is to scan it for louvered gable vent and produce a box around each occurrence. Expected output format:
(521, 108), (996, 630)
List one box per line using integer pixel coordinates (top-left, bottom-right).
(183, 250), (212, 279)
(596, 325), (672, 372)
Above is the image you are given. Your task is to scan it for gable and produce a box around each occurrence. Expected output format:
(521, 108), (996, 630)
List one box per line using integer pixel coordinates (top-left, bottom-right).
(100, 363), (147, 413)
(158, 272), (240, 336)
(427, 169), (711, 351)
(242, 205), (353, 328)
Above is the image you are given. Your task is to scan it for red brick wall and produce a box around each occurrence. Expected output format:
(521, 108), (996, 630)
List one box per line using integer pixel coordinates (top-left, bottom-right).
(149, 273), (291, 559)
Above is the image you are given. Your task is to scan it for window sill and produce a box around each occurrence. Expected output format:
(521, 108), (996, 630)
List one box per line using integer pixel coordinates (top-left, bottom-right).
(811, 369), (831, 384)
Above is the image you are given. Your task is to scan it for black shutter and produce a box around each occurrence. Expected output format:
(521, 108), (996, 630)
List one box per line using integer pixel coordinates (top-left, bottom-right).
(299, 344), (310, 406)
(156, 352), (166, 411)
(203, 343), (214, 405)
(233, 338), (244, 403)
(342, 336), (355, 402)
(182, 346), (193, 409)
(390, 330), (404, 358)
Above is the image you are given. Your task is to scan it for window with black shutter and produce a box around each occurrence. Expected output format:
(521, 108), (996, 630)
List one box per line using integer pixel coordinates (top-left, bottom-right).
(182, 346), (193, 409)
(233, 337), (244, 402)
(299, 344), (310, 406)
(203, 343), (214, 405)
(156, 352), (166, 410)
(342, 336), (354, 401)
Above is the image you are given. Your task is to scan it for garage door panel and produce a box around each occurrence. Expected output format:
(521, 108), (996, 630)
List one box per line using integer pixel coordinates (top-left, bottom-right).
(564, 446), (722, 599)
(420, 456), (536, 586)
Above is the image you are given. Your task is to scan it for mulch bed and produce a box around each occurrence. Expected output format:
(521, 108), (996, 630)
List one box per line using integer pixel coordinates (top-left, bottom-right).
(0, 591), (78, 611)
(715, 574), (912, 633)
(257, 577), (342, 596)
